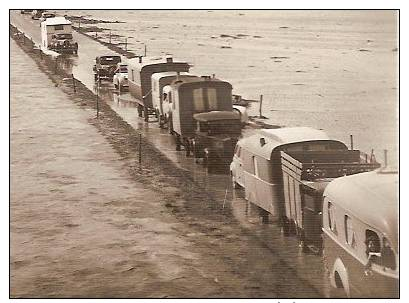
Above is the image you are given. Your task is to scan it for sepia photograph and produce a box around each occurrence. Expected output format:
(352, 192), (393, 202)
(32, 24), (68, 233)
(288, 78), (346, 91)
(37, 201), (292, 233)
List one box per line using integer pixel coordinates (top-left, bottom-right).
(9, 7), (399, 299)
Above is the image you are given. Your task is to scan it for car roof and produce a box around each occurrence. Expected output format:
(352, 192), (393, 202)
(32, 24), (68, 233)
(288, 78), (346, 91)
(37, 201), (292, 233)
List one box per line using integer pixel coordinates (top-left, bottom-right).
(238, 127), (344, 160)
(324, 169), (398, 249)
(193, 111), (240, 122)
(43, 17), (71, 26)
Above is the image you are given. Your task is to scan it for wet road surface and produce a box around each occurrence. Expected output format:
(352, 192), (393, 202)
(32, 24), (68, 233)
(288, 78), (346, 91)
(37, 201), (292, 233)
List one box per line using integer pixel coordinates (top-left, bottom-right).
(11, 11), (331, 298)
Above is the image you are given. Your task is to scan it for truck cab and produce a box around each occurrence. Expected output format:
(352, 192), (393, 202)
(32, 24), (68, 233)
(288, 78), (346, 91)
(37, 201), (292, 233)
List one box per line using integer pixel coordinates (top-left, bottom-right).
(41, 17), (78, 54)
(192, 111), (242, 172)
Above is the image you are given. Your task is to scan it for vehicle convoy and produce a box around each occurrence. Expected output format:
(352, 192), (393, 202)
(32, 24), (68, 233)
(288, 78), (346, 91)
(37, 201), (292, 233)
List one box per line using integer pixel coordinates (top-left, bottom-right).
(41, 17), (78, 54)
(128, 56), (190, 121)
(230, 127), (380, 241)
(93, 55), (122, 81)
(322, 169), (398, 298)
(112, 63), (129, 89)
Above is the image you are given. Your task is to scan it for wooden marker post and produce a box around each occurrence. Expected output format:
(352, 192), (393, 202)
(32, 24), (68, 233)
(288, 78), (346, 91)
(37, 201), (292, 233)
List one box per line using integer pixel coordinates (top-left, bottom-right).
(139, 133), (142, 165)
(72, 74), (76, 93)
(259, 94), (263, 118)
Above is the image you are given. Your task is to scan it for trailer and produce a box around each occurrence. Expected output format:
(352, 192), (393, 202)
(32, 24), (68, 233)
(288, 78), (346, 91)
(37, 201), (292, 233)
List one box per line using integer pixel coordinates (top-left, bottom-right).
(280, 149), (380, 252)
(127, 56), (190, 121)
(230, 127), (380, 242)
(41, 17), (78, 54)
(151, 71), (196, 128)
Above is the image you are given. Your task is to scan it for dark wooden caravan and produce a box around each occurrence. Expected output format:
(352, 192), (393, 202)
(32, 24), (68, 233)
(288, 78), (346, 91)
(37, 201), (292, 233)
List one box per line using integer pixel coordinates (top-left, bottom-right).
(127, 56), (190, 121)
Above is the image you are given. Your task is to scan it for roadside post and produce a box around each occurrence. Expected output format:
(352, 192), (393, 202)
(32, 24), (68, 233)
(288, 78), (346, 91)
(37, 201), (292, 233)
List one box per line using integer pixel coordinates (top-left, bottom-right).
(125, 37), (128, 52)
(144, 44), (147, 57)
(350, 134), (354, 150)
(96, 77), (100, 118)
(259, 94), (263, 118)
(138, 133), (142, 165)
(72, 74), (76, 93)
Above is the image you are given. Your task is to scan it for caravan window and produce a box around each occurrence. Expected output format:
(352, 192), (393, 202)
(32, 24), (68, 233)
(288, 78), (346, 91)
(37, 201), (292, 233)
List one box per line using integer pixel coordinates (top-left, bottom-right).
(253, 156), (259, 177)
(54, 25), (64, 31)
(344, 215), (356, 248)
(193, 88), (205, 111)
(207, 88), (218, 110)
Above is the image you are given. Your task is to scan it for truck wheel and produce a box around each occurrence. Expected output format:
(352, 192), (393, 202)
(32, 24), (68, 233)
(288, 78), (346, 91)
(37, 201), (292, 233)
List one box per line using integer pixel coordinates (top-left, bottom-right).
(168, 115), (173, 134)
(281, 217), (290, 236)
(185, 140), (191, 157)
(137, 105), (143, 117)
(175, 136), (182, 151)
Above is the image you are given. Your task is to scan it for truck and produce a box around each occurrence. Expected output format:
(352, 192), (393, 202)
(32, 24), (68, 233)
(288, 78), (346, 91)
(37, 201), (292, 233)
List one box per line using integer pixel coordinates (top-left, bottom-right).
(41, 17), (78, 54)
(166, 75), (241, 172)
(127, 56), (190, 122)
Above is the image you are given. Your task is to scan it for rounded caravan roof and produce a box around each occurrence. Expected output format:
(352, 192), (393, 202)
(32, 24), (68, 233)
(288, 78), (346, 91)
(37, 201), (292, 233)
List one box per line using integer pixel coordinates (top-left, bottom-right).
(324, 169), (398, 249)
(151, 71), (193, 81)
(194, 111), (240, 122)
(43, 17), (72, 26)
(127, 56), (189, 71)
(171, 77), (232, 91)
(239, 127), (344, 160)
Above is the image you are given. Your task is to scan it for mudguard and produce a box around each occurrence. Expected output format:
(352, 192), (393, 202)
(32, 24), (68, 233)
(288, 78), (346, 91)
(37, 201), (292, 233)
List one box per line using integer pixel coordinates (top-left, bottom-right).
(332, 257), (350, 297)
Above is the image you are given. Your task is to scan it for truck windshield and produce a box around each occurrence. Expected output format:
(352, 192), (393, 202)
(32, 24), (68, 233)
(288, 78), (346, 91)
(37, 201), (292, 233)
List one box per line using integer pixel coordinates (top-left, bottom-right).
(100, 57), (121, 65)
(55, 34), (73, 40)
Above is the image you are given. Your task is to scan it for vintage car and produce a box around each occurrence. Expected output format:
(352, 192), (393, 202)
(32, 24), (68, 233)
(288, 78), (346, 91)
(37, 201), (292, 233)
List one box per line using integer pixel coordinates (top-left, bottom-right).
(112, 63), (129, 89)
(93, 55), (122, 82)
(322, 169), (398, 298)
(191, 111), (242, 172)
(39, 12), (56, 22)
(41, 17), (78, 54)
(31, 10), (45, 20)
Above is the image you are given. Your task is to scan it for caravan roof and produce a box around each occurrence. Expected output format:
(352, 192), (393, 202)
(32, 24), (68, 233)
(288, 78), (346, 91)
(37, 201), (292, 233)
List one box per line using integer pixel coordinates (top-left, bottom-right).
(151, 71), (193, 81)
(324, 169), (398, 249)
(43, 17), (72, 26)
(239, 127), (345, 160)
(128, 56), (189, 70)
